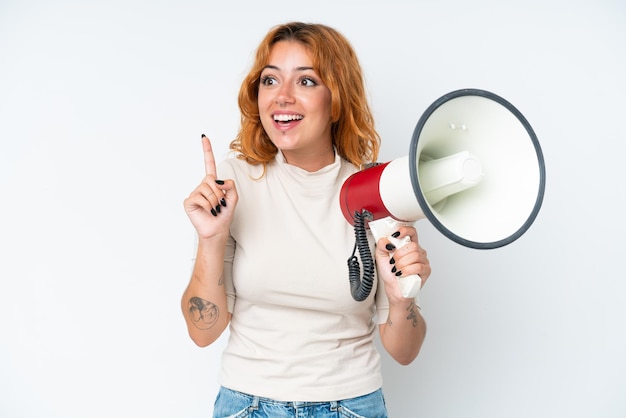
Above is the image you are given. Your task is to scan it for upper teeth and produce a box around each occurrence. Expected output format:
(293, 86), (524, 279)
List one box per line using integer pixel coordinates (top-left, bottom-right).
(274, 114), (303, 122)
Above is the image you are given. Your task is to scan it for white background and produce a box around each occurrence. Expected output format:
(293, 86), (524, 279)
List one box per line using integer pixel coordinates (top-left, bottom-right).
(1, 1), (625, 417)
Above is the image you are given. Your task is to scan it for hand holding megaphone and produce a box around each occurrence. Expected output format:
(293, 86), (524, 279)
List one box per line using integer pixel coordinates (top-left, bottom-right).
(370, 217), (422, 299)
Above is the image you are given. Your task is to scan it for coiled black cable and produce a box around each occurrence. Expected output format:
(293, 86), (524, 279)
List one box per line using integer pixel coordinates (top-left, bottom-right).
(347, 210), (375, 301)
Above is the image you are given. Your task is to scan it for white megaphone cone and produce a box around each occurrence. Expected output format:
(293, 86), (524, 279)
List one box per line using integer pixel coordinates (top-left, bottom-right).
(341, 89), (546, 301)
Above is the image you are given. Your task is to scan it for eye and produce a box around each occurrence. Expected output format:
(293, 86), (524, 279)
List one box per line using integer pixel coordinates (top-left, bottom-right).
(260, 75), (277, 86)
(299, 77), (317, 87)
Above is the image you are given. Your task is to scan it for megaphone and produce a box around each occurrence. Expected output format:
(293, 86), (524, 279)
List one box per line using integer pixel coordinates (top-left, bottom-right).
(341, 88), (546, 301)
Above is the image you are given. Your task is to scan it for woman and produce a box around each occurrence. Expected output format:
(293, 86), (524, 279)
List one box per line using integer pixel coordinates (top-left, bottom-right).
(182, 22), (431, 417)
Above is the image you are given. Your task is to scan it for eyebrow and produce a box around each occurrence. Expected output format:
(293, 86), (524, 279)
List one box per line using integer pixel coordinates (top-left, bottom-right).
(262, 65), (315, 72)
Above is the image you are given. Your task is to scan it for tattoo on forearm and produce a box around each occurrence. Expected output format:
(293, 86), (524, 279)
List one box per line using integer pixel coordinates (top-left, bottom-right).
(406, 302), (419, 328)
(387, 302), (420, 328)
(188, 297), (219, 330)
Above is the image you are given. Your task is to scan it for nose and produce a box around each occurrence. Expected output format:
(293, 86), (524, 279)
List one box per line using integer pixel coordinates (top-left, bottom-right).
(275, 82), (295, 107)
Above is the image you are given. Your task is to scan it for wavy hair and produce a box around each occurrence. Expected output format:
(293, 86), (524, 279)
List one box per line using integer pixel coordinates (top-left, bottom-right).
(230, 22), (380, 170)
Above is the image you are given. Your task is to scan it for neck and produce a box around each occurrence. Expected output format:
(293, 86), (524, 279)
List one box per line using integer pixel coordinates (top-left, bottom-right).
(281, 146), (335, 172)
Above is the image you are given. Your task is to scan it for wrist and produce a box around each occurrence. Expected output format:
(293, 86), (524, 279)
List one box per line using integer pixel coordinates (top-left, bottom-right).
(388, 296), (421, 312)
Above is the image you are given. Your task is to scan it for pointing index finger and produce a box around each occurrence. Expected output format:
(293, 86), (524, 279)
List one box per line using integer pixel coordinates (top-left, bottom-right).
(201, 134), (217, 177)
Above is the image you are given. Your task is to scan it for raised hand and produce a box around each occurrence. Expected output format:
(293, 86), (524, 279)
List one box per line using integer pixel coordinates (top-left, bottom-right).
(183, 135), (238, 239)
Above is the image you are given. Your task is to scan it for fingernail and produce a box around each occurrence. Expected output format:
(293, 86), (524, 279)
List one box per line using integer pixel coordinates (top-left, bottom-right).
(391, 266), (397, 273)
(210, 208), (217, 216)
(215, 205), (221, 214)
(385, 243), (396, 251)
(215, 179), (225, 185)
(391, 231), (401, 238)
(389, 257), (395, 265)
(220, 198), (227, 207)
(395, 270), (403, 277)
(201, 134), (207, 138)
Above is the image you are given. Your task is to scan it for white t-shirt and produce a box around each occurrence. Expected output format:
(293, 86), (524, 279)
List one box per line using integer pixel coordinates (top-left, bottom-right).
(217, 152), (390, 402)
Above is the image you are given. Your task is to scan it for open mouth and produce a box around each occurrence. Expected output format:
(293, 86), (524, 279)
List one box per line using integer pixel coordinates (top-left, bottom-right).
(273, 114), (304, 124)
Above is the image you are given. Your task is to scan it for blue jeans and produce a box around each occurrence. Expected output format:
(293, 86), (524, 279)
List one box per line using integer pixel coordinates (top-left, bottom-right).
(213, 386), (388, 418)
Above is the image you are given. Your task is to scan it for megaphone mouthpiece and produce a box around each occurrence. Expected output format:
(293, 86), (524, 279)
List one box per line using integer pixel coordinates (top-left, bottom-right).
(419, 150), (484, 207)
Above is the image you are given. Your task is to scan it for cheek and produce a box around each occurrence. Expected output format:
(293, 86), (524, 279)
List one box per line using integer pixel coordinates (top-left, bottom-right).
(257, 93), (273, 127)
(257, 90), (271, 113)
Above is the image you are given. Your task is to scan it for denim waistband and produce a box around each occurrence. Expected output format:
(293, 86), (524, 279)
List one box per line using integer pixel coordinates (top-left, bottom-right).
(213, 386), (388, 417)
(248, 395), (340, 409)
(222, 387), (340, 408)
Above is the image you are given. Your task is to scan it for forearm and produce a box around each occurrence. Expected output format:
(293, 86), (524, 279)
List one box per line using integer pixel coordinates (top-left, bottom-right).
(379, 299), (426, 365)
(181, 238), (231, 347)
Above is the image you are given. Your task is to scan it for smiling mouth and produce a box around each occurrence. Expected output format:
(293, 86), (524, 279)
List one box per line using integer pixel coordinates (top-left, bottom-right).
(273, 114), (304, 123)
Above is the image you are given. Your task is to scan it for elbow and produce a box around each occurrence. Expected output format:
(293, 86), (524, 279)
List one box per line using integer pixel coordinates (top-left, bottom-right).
(392, 348), (421, 366)
(186, 313), (230, 347)
(382, 339), (422, 366)
(396, 357), (416, 367)
(381, 324), (426, 366)
(190, 334), (214, 348)
(188, 329), (222, 348)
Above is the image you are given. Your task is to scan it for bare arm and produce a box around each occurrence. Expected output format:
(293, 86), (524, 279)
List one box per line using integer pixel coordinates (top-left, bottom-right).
(181, 135), (238, 347)
(379, 299), (426, 365)
(181, 236), (232, 347)
(376, 226), (431, 365)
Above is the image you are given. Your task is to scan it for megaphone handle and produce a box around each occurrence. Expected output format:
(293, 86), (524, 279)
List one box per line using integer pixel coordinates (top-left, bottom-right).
(368, 217), (422, 299)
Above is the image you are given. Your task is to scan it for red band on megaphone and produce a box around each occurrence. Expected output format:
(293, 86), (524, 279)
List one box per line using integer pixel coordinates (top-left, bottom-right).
(340, 162), (392, 225)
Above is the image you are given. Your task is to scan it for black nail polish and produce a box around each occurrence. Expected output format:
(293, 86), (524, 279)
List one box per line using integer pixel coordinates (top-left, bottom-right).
(391, 231), (401, 238)
(389, 257), (395, 265)
(201, 134), (207, 138)
(215, 205), (221, 214)
(210, 208), (217, 216)
(220, 198), (227, 207)
(395, 270), (403, 277)
(385, 243), (396, 251)
(392, 266), (397, 273)
(215, 179), (225, 185)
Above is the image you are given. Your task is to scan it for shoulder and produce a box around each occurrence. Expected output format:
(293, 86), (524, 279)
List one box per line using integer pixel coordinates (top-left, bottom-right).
(339, 156), (359, 174)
